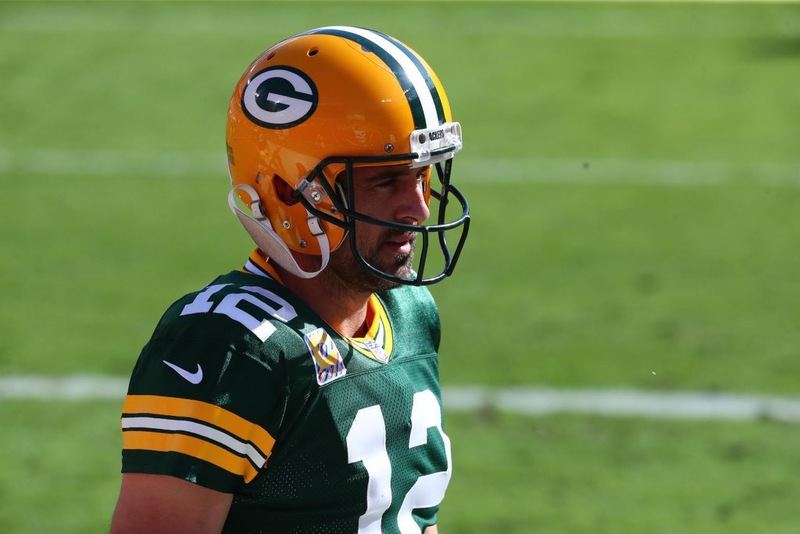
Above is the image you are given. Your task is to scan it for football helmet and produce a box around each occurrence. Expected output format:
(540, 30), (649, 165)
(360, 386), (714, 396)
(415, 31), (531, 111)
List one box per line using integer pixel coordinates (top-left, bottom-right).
(226, 26), (470, 285)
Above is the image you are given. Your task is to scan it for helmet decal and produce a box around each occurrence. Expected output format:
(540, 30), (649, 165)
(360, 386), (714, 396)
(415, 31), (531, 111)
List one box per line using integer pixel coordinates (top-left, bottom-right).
(302, 26), (446, 129)
(241, 66), (318, 129)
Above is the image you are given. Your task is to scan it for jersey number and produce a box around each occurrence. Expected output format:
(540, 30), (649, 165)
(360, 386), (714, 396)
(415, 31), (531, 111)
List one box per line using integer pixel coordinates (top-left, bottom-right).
(346, 390), (452, 533)
(180, 283), (297, 341)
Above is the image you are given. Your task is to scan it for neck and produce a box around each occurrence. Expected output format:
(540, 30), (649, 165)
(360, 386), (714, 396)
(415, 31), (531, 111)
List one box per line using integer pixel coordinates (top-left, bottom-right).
(274, 263), (372, 338)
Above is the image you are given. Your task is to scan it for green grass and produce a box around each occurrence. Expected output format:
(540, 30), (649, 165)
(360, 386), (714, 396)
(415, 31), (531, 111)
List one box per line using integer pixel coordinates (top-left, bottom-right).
(0, 401), (123, 533)
(442, 410), (800, 533)
(2, 1), (800, 532)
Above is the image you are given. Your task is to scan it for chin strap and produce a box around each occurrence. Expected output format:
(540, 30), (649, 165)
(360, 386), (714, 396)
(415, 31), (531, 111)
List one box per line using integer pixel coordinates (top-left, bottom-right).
(227, 184), (330, 279)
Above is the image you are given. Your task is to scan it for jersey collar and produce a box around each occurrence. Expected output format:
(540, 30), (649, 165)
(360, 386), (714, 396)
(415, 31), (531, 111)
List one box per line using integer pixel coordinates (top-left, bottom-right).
(243, 249), (394, 363)
(243, 249), (284, 282)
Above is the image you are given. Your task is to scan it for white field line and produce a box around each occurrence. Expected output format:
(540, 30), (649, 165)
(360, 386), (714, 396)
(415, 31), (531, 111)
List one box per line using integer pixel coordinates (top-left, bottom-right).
(443, 386), (800, 422)
(3, 375), (800, 423)
(1, 148), (799, 187)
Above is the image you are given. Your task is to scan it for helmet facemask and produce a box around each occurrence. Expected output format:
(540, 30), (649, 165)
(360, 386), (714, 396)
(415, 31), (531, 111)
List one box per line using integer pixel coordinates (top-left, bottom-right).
(295, 149), (470, 287)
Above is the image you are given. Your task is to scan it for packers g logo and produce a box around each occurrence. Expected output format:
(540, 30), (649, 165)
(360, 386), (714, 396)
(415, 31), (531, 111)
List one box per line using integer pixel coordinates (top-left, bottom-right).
(241, 66), (318, 129)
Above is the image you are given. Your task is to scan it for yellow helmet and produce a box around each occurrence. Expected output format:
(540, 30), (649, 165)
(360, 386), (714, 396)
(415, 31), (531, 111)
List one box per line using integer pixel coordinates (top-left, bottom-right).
(226, 26), (470, 285)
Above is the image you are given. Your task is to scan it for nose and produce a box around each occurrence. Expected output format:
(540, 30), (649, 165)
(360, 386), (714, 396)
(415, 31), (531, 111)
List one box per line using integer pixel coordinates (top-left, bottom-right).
(397, 174), (431, 225)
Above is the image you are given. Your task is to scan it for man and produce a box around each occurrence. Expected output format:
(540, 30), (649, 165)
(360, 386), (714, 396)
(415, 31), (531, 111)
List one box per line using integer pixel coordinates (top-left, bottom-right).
(111, 26), (470, 534)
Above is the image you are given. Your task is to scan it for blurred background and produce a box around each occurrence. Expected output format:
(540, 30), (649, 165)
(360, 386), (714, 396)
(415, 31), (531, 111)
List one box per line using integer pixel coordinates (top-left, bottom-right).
(1, 1), (800, 531)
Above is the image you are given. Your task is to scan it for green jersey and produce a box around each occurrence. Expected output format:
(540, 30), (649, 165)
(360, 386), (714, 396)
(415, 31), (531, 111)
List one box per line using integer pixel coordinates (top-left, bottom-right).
(120, 255), (452, 533)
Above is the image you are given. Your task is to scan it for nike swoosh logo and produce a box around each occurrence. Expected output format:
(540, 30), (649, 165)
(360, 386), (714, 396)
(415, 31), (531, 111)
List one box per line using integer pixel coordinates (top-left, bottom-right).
(163, 360), (203, 385)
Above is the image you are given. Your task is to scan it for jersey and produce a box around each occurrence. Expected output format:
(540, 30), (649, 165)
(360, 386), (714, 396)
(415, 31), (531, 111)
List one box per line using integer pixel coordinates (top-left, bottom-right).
(120, 252), (452, 533)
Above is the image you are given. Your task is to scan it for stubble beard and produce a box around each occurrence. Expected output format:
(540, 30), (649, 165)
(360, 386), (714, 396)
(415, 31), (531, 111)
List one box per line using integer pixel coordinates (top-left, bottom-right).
(325, 231), (416, 295)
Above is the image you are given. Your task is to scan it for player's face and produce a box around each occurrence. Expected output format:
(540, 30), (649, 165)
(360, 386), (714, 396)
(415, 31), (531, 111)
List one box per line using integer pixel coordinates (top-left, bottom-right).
(327, 164), (431, 292)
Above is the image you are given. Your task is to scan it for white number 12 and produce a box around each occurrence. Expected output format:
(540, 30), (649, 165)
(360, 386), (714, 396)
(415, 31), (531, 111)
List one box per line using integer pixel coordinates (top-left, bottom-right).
(346, 390), (452, 533)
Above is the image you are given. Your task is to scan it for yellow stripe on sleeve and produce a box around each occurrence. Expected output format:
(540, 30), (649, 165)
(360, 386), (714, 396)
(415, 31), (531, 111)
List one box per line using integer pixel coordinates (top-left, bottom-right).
(122, 395), (275, 460)
(123, 430), (262, 483)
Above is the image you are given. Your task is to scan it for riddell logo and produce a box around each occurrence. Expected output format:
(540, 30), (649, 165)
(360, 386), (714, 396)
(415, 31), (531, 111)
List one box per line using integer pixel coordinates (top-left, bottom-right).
(429, 129), (445, 141)
(242, 66), (318, 130)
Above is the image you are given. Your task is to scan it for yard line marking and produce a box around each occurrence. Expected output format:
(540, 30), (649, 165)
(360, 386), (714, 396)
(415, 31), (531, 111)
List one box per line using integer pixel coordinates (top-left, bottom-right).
(3, 375), (800, 423)
(462, 158), (800, 186)
(2, 148), (799, 187)
(0, 148), (225, 179)
(0, 375), (128, 401)
(443, 386), (800, 422)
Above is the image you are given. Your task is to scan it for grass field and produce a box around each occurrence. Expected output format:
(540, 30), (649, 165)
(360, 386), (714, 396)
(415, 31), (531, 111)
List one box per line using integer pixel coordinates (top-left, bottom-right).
(2, 1), (800, 532)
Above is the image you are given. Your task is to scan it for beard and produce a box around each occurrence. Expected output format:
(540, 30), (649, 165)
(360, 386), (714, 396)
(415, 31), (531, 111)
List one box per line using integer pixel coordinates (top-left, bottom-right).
(325, 228), (416, 295)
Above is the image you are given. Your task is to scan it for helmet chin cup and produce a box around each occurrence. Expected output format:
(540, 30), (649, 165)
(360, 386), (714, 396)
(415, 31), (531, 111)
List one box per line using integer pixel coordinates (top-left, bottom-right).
(228, 184), (330, 279)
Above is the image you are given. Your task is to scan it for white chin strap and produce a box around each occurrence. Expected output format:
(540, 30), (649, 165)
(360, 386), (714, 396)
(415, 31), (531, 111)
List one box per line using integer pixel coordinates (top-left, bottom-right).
(227, 184), (330, 279)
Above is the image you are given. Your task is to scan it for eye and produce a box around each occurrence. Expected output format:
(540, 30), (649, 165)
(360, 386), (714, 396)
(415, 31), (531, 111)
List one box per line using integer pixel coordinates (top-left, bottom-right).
(373, 177), (395, 189)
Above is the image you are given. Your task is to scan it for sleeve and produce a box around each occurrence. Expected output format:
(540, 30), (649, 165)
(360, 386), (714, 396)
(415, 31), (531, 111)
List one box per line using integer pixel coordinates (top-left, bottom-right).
(120, 300), (286, 493)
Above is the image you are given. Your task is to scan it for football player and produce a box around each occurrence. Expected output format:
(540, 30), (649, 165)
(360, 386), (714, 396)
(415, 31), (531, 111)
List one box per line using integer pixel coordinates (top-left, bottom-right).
(111, 25), (470, 534)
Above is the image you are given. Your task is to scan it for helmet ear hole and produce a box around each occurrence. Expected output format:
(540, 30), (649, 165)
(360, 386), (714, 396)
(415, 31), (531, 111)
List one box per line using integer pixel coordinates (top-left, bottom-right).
(273, 175), (299, 206)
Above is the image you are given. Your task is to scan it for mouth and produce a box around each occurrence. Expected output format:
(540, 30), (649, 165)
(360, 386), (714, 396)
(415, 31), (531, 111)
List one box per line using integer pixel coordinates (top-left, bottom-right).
(383, 232), (417, 256)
